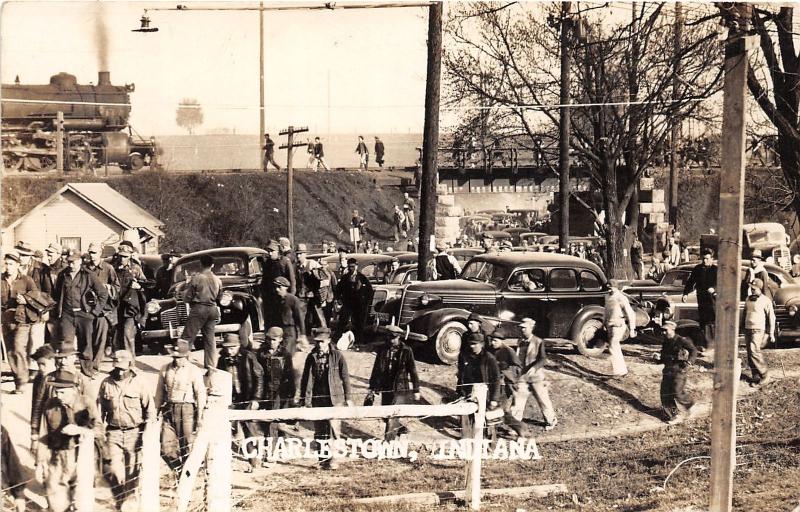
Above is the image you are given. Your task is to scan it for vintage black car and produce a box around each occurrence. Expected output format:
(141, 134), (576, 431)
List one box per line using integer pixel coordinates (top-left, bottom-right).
(372, 252), (629, 364)
(140, 247), (266, 351)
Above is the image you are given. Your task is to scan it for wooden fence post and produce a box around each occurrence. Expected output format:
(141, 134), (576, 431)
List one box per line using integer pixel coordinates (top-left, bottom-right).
(139, 419), (162, 512)
(465, 384), (488, 511)
(74, 430), (94, 512)
(205, 369), (233, 512)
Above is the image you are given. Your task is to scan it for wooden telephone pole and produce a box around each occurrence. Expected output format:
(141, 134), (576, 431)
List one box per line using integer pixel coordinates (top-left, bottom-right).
(279, 125), (309, 246)
(710, 4), (753, 511)
(259, 0), (265, 169)
(558, 2), (573, 251)
(417, 1), (442, 281)
(668, 2), (682, 226)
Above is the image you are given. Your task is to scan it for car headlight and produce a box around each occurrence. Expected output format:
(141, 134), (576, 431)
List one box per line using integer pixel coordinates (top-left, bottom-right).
(420, 294), (432, 306)
(146, 301), (161, 315)
(219, 291), (233, 307)
(789, 305), (797, 316)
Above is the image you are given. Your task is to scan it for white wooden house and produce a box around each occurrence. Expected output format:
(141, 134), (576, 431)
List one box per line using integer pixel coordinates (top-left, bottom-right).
(2, 182), (164, 254)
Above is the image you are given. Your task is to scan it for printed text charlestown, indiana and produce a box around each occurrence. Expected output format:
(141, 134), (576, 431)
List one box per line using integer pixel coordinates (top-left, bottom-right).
(240, 437), (542, 462)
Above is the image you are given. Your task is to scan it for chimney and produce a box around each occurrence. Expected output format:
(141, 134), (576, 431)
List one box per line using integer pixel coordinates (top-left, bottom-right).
(98, 71), (111, 86)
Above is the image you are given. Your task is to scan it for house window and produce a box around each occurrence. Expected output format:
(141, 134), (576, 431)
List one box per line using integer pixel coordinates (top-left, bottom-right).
(60, 237), (81, 252)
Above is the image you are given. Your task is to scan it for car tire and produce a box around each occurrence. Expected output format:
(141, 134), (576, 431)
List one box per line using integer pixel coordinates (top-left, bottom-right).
(572, 316), (608, 358)
(434, 321), (466, 365)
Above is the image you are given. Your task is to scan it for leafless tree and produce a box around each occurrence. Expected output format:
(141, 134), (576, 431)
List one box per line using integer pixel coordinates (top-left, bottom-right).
(176, 98), (204, 135)
(445, 2), (722, 277)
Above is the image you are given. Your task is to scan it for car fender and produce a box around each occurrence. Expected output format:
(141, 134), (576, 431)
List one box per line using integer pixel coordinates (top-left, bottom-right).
(229, 291), (264, 330)
(568, 304), (606, 338)
(409, 308), (472, 339)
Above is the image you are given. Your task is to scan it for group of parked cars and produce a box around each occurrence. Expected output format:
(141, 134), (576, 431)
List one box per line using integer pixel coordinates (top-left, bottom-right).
(137, 221), (800, 363)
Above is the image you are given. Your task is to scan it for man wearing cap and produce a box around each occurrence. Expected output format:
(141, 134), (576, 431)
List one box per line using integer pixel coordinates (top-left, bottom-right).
(403, 192), (416, 230)
(456, 333), (502, 438)
(514, 318), (558, 430)
(487, 332), (528, 438)
(30, 344), (56, 457)
(743, 278), (775, 388)
(316, 258), (337, 325)
(482, 233), (497, 254)
(52, 250), (108, 377)
(115, 244), (147, 357)
(335, 258), (373, 344)
(97, 350), (156, 509)
(682, 249), (718, 350)
(155, 252), (180, 299)
(85, 242), (120, 366)
(154, 341), (207, 470)
(268, 276), (307, 354)
(604, 280), (637, 379)
(300, 327), (353, 470)
(217, 333), (264, 471)
(36, 370), (101, 512)
(368, 325), (420, 440)
(463, 312), (487, 346)
(40, 243), (65, 342)
(278, 237), (296, 265)
(657, 321), (698, 424)
(296, 244), (326, 332)
(30, 342), (94, 456)
(16, 242), (48, 373)
(431, 241), (461, 280)
(256, 327), (296, 439)
(261, 240), (297, 308)
(1, 250), (39, 393)
(747, 249), (775, 301)
(178, 254), (223, 369)
(392, 205), (406, 242)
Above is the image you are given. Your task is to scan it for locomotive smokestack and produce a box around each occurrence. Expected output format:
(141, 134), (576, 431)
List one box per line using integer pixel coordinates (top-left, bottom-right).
(98, 71), (111, 86)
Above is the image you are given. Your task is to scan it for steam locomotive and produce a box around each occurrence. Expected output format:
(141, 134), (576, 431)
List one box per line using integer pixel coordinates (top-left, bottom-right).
(1, 71), (158, 173)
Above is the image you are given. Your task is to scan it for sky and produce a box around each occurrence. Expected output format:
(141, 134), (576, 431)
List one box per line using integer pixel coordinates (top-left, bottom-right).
(0, 0), (431, 136)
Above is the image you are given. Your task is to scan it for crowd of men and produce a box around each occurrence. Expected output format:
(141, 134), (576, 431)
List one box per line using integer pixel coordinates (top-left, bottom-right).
(262, 134), (387, 173)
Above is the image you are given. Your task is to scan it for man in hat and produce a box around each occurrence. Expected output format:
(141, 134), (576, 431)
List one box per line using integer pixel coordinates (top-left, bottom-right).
(296, 244), (326, 332)
(335, 258), (373, 344)
(261, 240), (297, 312)
(154, 341), (207, 470)
(29, 344), (56, 457)
(217, 333), (264, 471)
(374, 136), (386, 168)
(604, 280), (637, 379)
(682, 249), (718, 350)
(514, 318), (557, 430)
(747, 249), (775, 301)
(482, 233), (497, 254)
(155, 252), (180, 299)
(269, 276), (307, 355)
(97, 350), (156, 509)
(315, 257), (337, 325)
(263, 133), (281, 171)
(52, 250), (108, 377)
(430, 241), (461, 281)
(30, 341), (94, 455)
(367, 324), (420, 440)
(743, 278), (776, 388)
(300, 327), (353, 470)
(657, 321), (698, 424)
(402, 192), (416, 230)
(463, 312), (487, 346)
(392, 205), (406, 242)
(16, 241), (48, 373)
(114, 244), (147, 357)
(85, 242), (120, 365)
(278, 237), (296, 265)
(36, 371), (101, 512)
(1, 250), (39, 393)
(178, 254), (223, 369)
(487, 332), (528, 439)
(256, 327), (296, 440)
(456, 333), (501, 438)
(40, 244), (65, 341)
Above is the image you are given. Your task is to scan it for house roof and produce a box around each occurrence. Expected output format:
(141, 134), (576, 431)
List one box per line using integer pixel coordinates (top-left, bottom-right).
(5, 182), (165, 238)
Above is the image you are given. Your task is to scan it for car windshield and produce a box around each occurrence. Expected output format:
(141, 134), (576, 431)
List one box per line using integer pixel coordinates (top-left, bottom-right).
(660, 270), (690, 287)
(461, 260), (508, 285)
(173, 256), (247, 282)
(747, 229), (785, 244)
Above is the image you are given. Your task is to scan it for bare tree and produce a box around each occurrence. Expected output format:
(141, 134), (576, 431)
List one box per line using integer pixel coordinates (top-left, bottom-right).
(176, 98), (204, 135)
(445, 2), (722, 277)
(725, 6), (800, 217)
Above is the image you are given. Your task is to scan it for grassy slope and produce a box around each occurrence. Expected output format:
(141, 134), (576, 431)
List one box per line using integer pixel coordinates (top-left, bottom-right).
(2, 171), (408, 252)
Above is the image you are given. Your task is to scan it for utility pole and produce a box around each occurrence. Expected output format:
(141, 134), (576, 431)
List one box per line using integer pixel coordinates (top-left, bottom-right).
(279, 125), (309, 246)
(259, 0), (265, 170)
(711, 4), (753, 511)
(417, 1), (442, 281)
(558, 2), (572, 251)
(55, 111), (64, 173)
(669, 2), (682, 227)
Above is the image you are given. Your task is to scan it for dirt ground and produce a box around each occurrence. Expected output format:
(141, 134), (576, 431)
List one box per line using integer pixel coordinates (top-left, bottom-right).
(3, 339), (799, 511)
